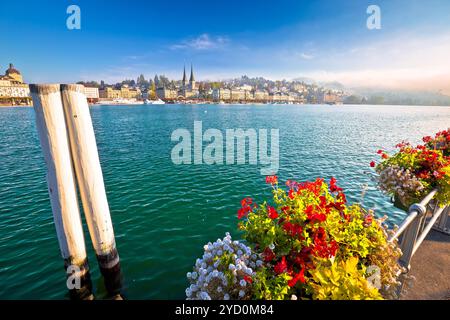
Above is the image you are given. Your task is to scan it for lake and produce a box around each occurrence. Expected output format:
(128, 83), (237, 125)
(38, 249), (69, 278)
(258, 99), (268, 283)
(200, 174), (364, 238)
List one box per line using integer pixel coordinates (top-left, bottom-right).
(0, 104), (449, 299)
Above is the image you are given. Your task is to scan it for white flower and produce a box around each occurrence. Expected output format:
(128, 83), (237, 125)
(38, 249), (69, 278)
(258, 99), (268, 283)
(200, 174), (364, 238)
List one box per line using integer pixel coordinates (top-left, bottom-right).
(291, 294), (298, 300)
(239, 290), (245, 298)
(239, 280), (246, 287)
(224, 294), (230, 300)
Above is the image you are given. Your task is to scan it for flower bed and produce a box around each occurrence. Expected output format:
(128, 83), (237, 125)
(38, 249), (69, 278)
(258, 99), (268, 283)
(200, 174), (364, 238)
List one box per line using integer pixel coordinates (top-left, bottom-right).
(186, 176), (403, 300)
(371, 131), (450, 209)
(423, 129), (450, 156)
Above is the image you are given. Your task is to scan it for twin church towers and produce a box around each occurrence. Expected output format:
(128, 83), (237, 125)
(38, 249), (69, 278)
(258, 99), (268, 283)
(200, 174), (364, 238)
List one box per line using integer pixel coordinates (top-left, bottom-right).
(182, 65), (196, 91)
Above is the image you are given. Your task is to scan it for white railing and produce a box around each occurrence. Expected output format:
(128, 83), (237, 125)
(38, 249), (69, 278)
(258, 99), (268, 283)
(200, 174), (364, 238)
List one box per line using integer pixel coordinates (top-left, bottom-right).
(389, 188), (449, 271)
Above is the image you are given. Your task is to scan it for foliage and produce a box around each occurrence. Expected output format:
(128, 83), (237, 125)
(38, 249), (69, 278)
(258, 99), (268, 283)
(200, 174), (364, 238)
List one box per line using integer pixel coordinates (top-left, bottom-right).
(236, 177), (400, 300)
(308, 257), (382, 300)
(372, 132), (450, 208)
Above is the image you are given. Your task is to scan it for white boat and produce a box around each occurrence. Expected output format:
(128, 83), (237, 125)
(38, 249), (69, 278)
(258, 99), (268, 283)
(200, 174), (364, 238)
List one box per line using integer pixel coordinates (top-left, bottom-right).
(144, 98), (165, 105)
(96, 98), (143, 105)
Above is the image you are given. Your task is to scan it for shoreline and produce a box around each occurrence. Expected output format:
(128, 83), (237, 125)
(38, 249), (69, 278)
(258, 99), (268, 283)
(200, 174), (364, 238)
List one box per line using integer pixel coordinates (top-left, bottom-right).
(2, 103), (450, 108)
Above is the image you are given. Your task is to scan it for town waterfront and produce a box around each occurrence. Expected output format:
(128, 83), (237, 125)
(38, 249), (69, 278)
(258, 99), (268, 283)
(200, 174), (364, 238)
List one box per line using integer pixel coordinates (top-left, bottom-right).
(0, 104), (449, 299)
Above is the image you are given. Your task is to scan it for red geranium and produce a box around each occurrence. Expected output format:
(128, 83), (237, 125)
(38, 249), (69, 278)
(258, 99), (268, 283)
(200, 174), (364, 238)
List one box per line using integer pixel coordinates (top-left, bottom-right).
(274, 256), (288, 274)
(266, 175), (278, 185)
(267, 206), (279, 219)
(288, 268), (305, 287)
(329, 177), (343, 193)
(263, 247), (276, 262)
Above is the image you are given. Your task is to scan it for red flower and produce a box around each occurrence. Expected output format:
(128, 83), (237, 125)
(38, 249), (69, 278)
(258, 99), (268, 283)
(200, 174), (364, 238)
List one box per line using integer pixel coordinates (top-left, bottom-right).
(423, 136), (432, 143)
(243, 275), (253, 284)
(263, 247), (276, 262)
(364, 214), (373, 226)
(283, 221), (303, 237)
(265, 175), (278, 185)
(237, 206), (250, 219)
(311, 228), (339, 258)
(370, 161), (376, 167)
(305, 205), (326, 222)
(238, 197), (254, 219)
(381, 153), (389, 159)
(288, 189), (295, 199)
(274, 256), (288, 274)
(267, 206), (279, 219)
(240, 197), (253, 207)
(288, 268), (305, 287)
(329, 177), (343, 193)
(377, 149), (383, 154)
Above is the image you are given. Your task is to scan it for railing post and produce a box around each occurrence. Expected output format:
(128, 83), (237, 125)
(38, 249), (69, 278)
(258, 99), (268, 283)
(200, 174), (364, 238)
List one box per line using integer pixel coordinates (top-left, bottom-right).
(399, 203), (427, 270)
(60, 84), (123, 298)
(30, 84), (93, 300)
(433, 206), (450, 235)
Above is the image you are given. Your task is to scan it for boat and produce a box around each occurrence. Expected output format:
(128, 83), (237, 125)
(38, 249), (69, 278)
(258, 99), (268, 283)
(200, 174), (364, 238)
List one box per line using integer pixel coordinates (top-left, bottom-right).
(144, 98), (165, 105)
(96, 98), (143, 105)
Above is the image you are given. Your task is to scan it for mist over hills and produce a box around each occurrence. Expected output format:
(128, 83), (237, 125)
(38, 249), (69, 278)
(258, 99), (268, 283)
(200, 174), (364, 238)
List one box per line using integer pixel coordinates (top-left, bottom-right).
(293, 77), (450, 106)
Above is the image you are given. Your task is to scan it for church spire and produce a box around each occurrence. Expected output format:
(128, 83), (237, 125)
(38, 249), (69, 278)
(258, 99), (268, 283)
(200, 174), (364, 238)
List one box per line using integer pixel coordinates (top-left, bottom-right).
(182, 65), (187, 83)
(189, 64), (195, 82)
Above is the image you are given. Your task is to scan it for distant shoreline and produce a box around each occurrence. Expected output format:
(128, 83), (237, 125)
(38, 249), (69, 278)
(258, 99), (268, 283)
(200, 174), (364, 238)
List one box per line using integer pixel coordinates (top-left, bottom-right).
(2, 104), (450, 108)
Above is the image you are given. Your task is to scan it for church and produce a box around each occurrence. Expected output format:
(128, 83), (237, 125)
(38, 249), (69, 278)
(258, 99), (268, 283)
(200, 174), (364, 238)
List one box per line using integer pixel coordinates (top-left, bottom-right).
(180, 65), (198, 99)
(0, 63), (32, 106)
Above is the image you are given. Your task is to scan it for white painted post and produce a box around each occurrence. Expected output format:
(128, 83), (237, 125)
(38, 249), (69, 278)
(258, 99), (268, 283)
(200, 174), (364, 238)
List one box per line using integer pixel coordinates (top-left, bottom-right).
(60, 84), (122, 297)
(30, 84), (93, 300)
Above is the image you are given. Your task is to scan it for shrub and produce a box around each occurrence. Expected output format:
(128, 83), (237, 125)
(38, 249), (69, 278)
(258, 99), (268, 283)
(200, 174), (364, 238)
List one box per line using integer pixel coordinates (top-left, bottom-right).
(186, 233), (260, 300)
(237, 177), (401, 300)
(372, 135), (450, 208)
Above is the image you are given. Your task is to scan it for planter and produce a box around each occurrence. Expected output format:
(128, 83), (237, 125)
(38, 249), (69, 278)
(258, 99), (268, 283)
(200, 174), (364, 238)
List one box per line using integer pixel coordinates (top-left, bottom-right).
(392, 194), (409, 211)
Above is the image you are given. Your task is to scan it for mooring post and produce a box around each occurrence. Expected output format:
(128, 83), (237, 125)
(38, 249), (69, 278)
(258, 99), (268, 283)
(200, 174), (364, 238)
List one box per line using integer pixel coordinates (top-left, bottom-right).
(60, 84), (123, 298)
(30, 84), (93, 300)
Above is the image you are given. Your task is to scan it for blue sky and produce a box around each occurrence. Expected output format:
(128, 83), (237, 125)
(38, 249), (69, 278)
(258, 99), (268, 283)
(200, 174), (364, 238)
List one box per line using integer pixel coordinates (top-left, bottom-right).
(1, 0), (450, 92)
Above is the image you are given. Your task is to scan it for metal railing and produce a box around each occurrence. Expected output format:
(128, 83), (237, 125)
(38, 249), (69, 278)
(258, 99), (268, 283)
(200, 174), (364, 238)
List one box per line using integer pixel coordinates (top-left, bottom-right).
(389, 189), (450, 271)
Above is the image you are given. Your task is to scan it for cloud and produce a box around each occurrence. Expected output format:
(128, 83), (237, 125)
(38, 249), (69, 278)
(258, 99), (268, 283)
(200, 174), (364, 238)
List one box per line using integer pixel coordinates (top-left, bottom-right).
(170, 33), (229, 51)
(299, 52), (314, 60)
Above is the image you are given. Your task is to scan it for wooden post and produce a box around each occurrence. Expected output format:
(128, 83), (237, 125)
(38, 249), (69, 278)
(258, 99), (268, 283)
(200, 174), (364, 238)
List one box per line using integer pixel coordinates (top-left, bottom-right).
(30, 84), (93, 300)
(60, 84), (122, 297)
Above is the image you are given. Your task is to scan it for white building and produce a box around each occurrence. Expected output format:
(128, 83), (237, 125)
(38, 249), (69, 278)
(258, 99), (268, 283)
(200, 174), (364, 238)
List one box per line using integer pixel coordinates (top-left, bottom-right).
(84, 87), (99, 102)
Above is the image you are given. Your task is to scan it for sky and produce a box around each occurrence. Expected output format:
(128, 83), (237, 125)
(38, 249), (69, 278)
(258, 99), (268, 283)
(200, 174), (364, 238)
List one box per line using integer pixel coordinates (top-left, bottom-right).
(1, 0), (450, 94)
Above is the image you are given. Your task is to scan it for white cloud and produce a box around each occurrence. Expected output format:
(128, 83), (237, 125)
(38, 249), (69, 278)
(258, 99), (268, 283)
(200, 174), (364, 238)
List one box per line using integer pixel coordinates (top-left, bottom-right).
(299, 52), (314, 60)
(170, 33), (229, 51)
(295, 33), (450, 94)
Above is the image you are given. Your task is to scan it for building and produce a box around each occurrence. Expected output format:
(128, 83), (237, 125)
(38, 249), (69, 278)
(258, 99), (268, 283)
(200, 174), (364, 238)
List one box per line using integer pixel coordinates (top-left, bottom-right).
(254, 90), (269, 101)
(99, 85), (140, 100)
(156, 87), (178, 100)
(322, 90), (343, 105)
(212, 88), (231, 101)
(179, 65), (198, 99)
(0, 64), (31, 106)
(84, 86), (99, 103)
(99, 87), (121, 99)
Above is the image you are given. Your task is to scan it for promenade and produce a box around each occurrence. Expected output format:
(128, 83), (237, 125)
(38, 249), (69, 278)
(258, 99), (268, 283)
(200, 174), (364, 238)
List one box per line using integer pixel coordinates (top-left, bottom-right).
(401, 216), (450, 300)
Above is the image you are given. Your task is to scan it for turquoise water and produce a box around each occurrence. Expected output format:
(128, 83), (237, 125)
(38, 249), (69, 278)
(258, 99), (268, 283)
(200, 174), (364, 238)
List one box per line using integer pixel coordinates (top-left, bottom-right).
(0, 104), (449, 299)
